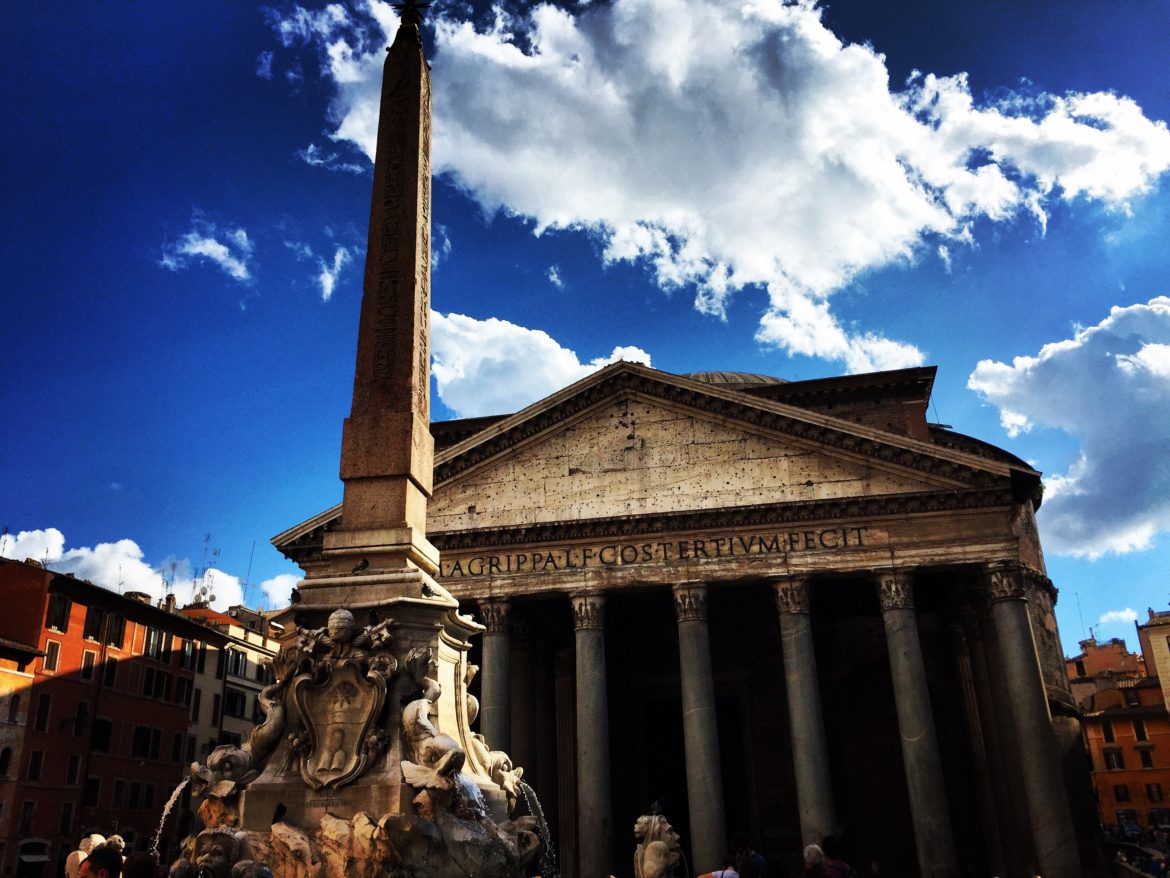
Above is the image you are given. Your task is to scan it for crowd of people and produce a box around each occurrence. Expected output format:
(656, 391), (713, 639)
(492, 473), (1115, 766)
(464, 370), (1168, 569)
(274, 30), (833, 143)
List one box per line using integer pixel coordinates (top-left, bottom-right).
(697, 832), (856, 878)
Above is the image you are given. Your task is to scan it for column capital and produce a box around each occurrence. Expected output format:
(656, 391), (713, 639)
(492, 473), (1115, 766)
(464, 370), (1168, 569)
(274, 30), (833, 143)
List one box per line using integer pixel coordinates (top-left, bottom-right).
(773, 576), (812, 615)
(571, 591), (606, 630)
(478, 597), (512, 633)
(983, 561), (1027, 603)
(875, 570), (914, 611)
(672, 582), (708, 623)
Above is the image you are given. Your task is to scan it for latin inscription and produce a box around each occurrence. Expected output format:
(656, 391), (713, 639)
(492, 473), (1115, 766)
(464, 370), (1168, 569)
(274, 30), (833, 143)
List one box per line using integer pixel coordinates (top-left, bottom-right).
(439, 526), (869, 578)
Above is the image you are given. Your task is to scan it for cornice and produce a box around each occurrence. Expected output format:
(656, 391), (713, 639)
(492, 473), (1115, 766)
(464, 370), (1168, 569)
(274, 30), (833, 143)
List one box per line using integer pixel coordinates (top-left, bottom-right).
(433, 367), (1009, 490)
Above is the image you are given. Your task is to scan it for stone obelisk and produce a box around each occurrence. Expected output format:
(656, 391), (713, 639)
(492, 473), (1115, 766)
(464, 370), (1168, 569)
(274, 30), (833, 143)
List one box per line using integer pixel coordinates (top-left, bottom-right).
(309, 4), (439, 598)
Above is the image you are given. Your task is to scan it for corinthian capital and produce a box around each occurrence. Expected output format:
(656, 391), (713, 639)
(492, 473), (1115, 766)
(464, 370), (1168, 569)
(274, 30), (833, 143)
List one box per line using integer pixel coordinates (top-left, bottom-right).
(478, 597), (511, 633)
(875, 571), (914, 611)
(984, 561), (1027, 603)
(773, 577), (812, 615)
(672, 583), (708, 623)
(571, 591), (606, 630)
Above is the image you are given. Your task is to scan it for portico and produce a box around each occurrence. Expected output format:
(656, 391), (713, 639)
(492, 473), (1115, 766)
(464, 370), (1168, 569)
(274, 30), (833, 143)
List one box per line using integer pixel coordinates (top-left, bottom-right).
(274, 364), (1095, 878)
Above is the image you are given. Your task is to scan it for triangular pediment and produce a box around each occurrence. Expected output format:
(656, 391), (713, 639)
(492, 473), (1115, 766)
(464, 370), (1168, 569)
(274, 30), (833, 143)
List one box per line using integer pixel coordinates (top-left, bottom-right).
(273, 363), (1032, 555)
(427, 363), (1017, 533)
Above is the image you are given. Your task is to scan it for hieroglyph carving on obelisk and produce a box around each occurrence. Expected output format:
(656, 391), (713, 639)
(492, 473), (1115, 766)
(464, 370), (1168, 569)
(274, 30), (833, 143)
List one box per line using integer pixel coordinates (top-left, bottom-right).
(324, 7), (439, 579)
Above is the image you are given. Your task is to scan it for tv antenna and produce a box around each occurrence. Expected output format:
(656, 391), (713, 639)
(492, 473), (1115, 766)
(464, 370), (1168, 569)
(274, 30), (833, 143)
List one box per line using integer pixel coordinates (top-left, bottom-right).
(192, 532), (221, 603)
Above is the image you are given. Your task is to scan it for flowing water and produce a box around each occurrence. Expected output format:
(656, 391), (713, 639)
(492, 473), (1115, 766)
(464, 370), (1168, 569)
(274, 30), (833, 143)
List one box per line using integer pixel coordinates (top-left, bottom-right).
(518, 781), (559, 878)
(150, 777), (190, 858)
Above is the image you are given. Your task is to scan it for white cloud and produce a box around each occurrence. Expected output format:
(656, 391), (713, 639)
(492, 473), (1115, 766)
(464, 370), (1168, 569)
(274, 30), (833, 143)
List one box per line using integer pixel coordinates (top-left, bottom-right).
(268, 0), (1170, 373)
(547, 264), (564, 289)
(969, 296), (1170, 558)
(259, 572), (300, 607)
(317, 246), (351, 301)
(161, 217), (254, 282)
(256, 50), (275, 80)
(1098, 608), (1138, 625)
(296, 142), (368, 174)
(431, 311), (651, 416)
(433, 223), (453, 270)
(0, 528), (288, 611)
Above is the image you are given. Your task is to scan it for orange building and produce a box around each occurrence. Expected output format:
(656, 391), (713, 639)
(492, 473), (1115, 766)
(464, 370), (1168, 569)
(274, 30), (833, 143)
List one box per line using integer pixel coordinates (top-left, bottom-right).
(1066, 636), (1146, 709)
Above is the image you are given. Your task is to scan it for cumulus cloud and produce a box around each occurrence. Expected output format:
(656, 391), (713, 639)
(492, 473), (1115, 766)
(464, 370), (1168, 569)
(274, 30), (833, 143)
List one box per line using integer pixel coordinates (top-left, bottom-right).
(969, 296), (1170, 558)
(317, 246), (351, 301)
(547, 264), (564, 289)
(1098, 608), (1139, 625)
(433, 224), (452, 270)
(296, 142), (368, 174)
(267, 0), (1170, 372)
(0, 527), (295, 611)
(431, 311), (651, 416)
(256, 50), (275, 80)
(161, 217), (254, 282)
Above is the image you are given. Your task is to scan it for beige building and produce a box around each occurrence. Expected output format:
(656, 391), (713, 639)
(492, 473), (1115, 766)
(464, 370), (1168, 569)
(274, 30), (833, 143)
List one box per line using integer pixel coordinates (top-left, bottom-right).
(0, 636), (40, 875)
(275, 363), (1099, 878)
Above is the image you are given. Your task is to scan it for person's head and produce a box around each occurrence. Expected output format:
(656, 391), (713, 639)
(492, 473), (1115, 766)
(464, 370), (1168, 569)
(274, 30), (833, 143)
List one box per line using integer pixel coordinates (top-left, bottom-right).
(731, 832), (751, 855)
(803, 845), (825, 869)
(81, 845), (123, 878)
(122, 852), (157, 878)
(821, 836), (844, 861)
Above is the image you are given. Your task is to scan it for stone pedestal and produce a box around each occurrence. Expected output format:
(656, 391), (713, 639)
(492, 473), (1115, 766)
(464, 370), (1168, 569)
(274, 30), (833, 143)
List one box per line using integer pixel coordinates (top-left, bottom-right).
(572, 592), (612, 878)
(875, 571), (958, 878)
(773, 576), (836, 848)
(672, 583), (727, 873)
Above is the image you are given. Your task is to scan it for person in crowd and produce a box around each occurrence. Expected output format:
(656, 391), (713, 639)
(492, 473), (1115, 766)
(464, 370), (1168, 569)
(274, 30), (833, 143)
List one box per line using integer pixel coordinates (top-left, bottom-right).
(122, 851), (158, 878)
(698, 854), (739, 878)
(731, 832), (766, 877)
(801, 845), (827, 878)
(821, 836), (856, 878)
(80, 845), (123, 878)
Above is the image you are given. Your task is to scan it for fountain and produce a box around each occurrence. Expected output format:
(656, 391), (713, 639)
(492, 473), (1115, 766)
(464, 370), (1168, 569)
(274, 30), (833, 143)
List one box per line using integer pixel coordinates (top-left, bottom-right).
(161, 5), (542, 878)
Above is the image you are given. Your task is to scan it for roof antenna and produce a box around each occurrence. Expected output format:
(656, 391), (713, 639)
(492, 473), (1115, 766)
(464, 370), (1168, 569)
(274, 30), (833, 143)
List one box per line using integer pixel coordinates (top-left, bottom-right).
(0, 526), (9, 558)
(1077, 591), (1086, 638)
(242, 540), (257, 608)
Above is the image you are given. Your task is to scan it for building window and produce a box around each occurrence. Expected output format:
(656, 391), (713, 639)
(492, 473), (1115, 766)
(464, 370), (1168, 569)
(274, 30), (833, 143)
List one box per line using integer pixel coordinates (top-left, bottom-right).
(1142, 749), (1155, 768)
(1150, 784), (1165, 802)
(27, 751), (42, 782)
(192, 688), (202, 723)
(0, 747), (11, 775)
(227, 649), (246, 678)
(1115, 784), (1131, 803)
(186, 736), (196, 763)
(43, 641), (61, 673)
(60, 802), (74, 834)
(1106, 750), (1126, 770)
(171, 733), (183, 763)
(131, 725), (152, 758)
(7, 694), (19, 723)
(1135, 718), (1149, 741)
(144, 784), (155, 810)
(74, 701), (88, 737)
(19, 801), (34, 836)
(46, 594), (71, 632)
(255, 662), (275, 684)
(142, 667), (172, 700)
(1103, 720), (1116, 744)
(66, 754), (80, 785)
(83, 606), (105, 641)
(105, 613), (126, 649)
(224, 688), (247, 719)
(112, 779), (125, 807)
(197, 641), (207, 673)
(180, 640), (196, 670)
(104, 658), (118, 687)
(1125, 689), (1140, 706)
(144, 627), (167, 661)
(91, 717), (112, 752)
(176, 677), (193, 707)
(220, 732), (242, 748)
(128, 782), (141, 809)
(34, 693), (50, 732)
(212, 693), (221, 725)
(81, 650), (97, 681)
(1075, 659), (1086, 677)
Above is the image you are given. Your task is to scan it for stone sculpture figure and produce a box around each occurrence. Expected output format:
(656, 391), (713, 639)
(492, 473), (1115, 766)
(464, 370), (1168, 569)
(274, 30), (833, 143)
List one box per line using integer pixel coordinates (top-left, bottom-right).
(633, 814), (682, 878)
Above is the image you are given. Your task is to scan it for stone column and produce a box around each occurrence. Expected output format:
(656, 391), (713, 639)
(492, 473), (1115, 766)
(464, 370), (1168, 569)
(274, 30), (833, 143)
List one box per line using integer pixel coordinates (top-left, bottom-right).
(479, 597), (511, 753)
(773, 576), (836, 848)
(985, 562), (1082, 878)
(875, 571), (958, 878)
(572, 592), (613, 878)
(672, 583), (727, 873)
(511, 615), (537, 777)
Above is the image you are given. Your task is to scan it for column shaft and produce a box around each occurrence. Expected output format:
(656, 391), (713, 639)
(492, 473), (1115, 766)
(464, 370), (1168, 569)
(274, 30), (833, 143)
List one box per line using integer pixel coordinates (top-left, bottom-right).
(479, 598), (511, 753)
(573, 592), (612, 878)
(673, 583), (728, 873)
(511, 618), (537, 778)
(774, 577), (836, 848)
(987, 563), (1081, 878)
(876, 572), (958, 878)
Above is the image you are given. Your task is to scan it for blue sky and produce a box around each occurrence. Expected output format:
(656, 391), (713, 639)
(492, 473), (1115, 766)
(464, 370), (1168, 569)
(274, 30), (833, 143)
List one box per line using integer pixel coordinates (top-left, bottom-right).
(3, 1), (1170, 655)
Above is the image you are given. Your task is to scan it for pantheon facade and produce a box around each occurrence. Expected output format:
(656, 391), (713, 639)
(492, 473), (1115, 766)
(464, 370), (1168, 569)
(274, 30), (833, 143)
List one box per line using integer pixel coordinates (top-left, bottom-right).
(275, 363), (1098, 878)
